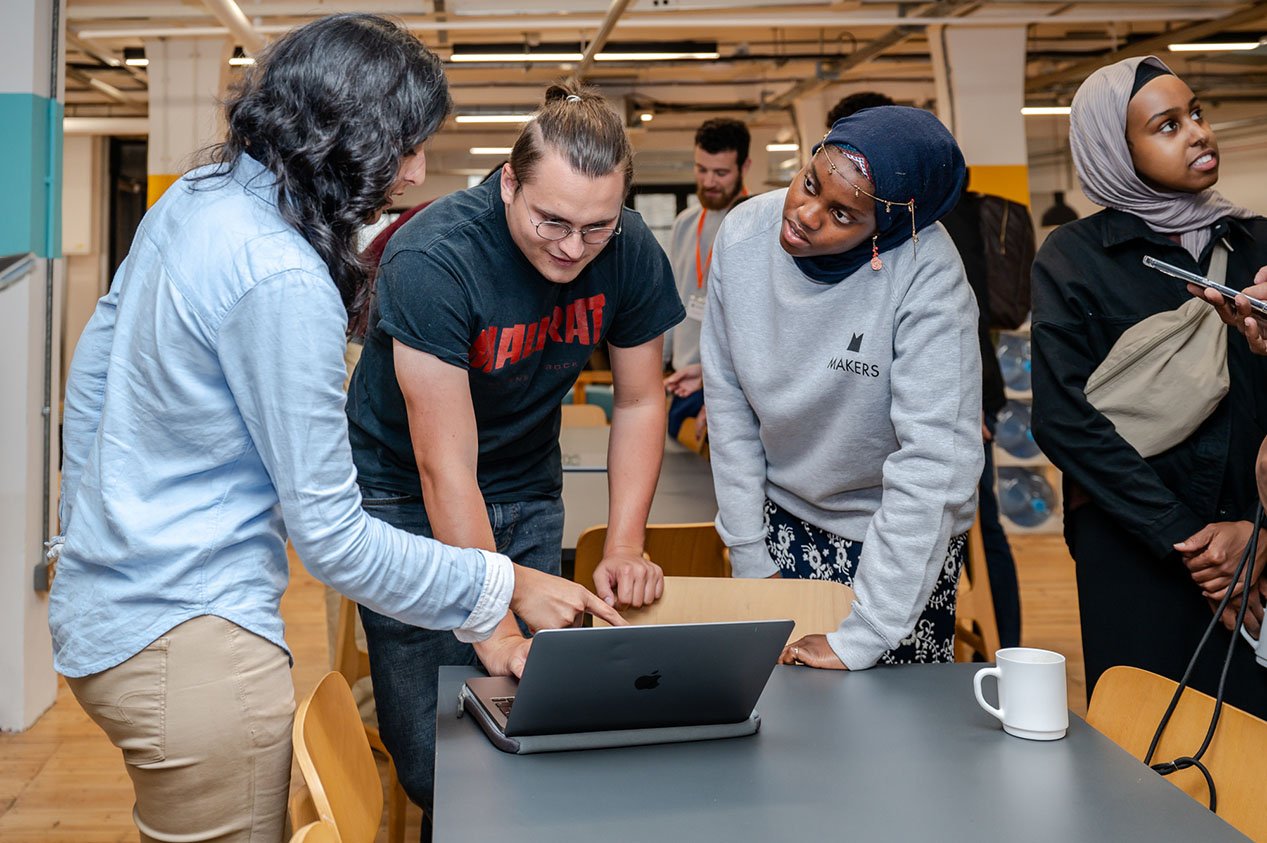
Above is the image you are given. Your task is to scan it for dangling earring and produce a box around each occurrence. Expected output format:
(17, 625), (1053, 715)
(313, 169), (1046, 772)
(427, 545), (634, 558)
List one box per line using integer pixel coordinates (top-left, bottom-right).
(870, 234), (882, 271)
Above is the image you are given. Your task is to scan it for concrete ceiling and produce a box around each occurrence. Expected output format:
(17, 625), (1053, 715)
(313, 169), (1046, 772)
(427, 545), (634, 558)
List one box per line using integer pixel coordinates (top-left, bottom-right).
(61, 0), (1267, 181)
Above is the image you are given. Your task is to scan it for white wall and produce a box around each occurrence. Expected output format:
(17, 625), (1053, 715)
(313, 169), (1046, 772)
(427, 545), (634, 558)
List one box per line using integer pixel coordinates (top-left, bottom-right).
(0, 265), (58, 732)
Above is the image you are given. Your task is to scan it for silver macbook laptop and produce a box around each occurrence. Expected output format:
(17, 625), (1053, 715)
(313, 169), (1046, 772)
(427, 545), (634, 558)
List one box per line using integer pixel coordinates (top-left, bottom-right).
(460, 620), (793, 752)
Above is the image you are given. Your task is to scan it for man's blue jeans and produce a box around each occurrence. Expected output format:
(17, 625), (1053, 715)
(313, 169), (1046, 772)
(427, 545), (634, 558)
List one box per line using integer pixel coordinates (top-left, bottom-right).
(357, 488), (565, 828)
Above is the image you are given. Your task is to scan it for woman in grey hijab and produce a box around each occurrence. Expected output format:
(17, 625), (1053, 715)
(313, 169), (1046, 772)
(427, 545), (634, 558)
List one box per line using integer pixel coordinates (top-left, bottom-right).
(1029, 56), (1267, 719)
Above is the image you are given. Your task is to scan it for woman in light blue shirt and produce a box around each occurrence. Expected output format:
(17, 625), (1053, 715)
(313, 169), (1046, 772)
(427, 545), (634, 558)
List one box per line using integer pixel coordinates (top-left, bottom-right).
(50, 15), (620, 841)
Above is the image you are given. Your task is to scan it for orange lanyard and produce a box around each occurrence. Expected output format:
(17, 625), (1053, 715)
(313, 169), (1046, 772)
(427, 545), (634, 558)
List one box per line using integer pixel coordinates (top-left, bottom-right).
(695, 210), (713, 289)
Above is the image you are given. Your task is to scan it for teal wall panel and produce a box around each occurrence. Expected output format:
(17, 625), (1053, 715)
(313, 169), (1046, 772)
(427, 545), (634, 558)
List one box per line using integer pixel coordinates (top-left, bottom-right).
(0, 93), (62, 258)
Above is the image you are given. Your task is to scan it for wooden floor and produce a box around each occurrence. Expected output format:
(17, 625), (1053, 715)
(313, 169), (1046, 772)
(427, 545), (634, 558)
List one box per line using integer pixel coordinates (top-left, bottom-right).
(0, 533), (1081, 842)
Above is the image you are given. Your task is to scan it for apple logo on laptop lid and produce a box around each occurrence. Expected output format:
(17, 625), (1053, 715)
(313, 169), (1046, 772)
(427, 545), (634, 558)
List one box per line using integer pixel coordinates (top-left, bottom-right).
(634, 670), (661, 691)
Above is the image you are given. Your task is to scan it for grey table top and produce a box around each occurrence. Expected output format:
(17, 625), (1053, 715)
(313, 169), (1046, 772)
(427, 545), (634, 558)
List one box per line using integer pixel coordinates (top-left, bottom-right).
(434, 663), (1247, 843)
(560, 429), (718, 549)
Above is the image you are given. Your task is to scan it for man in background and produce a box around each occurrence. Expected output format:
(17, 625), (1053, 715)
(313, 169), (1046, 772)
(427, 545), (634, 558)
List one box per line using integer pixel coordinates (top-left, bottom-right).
(663, 118), (751, 442)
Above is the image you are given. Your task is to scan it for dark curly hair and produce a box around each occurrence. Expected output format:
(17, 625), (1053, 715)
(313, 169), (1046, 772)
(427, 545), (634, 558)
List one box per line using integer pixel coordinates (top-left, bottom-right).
(694, 118), (750, 165)
(195, 14), (451, 327)
(826, 91), (895, 129)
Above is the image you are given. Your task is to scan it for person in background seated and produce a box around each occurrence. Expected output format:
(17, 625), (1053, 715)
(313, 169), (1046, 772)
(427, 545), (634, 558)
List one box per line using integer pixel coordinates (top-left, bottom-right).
(1029, 56), (1267, 717)
(662, 118), (751, 445)
(701, 107), (983, 669)
(828, 89), (1023, 650)
(344, 82), (684, 835)
(48, 16), (621, 842)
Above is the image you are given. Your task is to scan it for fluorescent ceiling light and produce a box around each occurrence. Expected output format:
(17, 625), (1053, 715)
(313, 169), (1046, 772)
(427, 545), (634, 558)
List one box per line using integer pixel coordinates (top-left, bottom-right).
(123, 47), (148, 67)
(452, 52), (583, 62)
(470, 147), (513, 155)
(1021, 106), (1071, 116)
(638, 112), (654, 122)
(229, 55), (255, 66)
(124, 57), (149, 67)
(766, 143), (799, 152)
(454, 114), (535, 124)
(1168, 41), (1261, 52)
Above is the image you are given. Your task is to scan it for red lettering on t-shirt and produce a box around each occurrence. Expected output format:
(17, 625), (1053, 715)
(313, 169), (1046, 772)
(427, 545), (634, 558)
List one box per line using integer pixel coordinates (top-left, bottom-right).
(494, 323), (526, 369)
(587, 293), (606, 341)
(564, 299), (590, 345)
(470, 326), (497, 373)
(471, 293), (610, 372)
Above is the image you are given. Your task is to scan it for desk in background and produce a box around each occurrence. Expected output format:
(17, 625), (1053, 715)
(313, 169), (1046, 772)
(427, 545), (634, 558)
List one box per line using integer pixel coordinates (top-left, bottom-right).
(559, 427), (718, 551)
(434, 663), (1247, 842)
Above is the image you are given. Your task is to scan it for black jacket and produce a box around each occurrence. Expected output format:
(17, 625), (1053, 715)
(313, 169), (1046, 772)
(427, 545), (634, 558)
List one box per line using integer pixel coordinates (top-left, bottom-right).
(1030, 209), (1267, 559)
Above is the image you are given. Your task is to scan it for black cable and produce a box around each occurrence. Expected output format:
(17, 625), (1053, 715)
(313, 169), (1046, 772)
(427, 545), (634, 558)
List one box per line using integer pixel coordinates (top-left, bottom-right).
(1142, 503), (1263, 812)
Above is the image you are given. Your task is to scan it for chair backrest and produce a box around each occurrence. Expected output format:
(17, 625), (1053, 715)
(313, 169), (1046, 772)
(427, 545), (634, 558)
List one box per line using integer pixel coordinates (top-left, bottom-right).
(573, 524), (729, 590)
(953, 515), (1000, 662)
(293, 672), (384, 842)
(561, 403), (608, 427)
(290, 821), (340, 843)
(1086, 665), (1267, 840)
(600, 575), (853, 642)
(288, 781), (320, 829)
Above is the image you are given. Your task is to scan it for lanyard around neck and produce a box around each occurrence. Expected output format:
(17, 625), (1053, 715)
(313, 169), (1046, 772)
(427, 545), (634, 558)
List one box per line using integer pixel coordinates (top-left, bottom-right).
(695, 209), (713, 290)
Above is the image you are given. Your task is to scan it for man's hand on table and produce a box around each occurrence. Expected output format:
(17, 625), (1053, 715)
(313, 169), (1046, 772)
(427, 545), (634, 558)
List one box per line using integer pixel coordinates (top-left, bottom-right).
(593, 547), (664, 610)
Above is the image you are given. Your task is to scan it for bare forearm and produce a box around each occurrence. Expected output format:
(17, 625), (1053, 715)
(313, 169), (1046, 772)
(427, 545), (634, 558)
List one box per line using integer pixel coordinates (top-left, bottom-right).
(418, 462), (497, 552)
(605, 401), (665, 555)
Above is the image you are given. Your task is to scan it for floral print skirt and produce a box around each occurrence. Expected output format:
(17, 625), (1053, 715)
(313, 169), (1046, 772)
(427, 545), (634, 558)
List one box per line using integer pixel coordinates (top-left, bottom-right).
(763, 498), (965, 665)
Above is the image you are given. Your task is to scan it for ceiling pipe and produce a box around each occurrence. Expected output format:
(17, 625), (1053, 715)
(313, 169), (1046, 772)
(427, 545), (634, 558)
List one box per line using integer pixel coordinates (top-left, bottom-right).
(200, 0), (266, 54)
(1025, 0), (1267, 92)
(576, 0), (635, 78)
(76, 7), (1227, 40)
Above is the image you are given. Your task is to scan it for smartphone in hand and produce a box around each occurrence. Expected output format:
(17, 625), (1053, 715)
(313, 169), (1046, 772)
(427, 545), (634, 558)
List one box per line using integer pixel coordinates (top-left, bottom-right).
(1143, 255), (1267, 317)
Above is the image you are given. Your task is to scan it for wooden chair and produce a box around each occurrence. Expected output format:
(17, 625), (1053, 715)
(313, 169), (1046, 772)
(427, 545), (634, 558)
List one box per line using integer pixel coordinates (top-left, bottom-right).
(1087, 665), (1267, 840)
(293, 672), (384, 843)
(573, 523), (730, 591)
(332, 597), (406, 843)
(675, 416), (709, 458)
(290, 820), (339, 843)
(571, 368), (613, 404)
(602, 575), (854, 643)
(561, 403), (608, 427)
(288, 782), (319, 829)
(953, 516), (1001, 663)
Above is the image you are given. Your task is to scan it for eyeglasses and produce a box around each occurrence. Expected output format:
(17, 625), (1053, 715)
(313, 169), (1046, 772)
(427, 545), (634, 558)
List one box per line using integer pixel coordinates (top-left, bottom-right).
(529, 216), (622, 246)
(519, 191), (622, 245)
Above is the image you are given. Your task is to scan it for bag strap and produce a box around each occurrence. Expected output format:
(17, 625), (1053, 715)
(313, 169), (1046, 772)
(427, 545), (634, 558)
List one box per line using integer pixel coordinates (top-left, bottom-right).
(1208, 239), (1229, 285)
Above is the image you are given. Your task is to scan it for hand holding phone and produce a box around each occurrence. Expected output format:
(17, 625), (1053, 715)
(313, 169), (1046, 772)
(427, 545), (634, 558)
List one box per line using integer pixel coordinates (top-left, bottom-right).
(1143, 255), (1267, 317)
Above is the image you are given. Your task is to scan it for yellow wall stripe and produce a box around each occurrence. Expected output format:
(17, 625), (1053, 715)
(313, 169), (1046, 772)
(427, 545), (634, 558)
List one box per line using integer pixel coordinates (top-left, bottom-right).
(967, 165), (1031, 207)
(146, 173), (181, 208)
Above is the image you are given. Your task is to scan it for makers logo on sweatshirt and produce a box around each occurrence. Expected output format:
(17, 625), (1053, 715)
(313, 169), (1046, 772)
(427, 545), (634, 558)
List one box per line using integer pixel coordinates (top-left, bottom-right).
(829, 331), (880, 378)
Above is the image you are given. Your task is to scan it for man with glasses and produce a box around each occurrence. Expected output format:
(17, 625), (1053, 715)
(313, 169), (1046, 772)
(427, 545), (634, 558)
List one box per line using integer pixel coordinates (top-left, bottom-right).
(344, 83), (683, 833)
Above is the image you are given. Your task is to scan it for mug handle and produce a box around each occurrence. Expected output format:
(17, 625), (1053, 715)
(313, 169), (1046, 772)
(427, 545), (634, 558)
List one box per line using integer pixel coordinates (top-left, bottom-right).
(974, 666), (1004, 723)
(1241, 623), (1259, 649)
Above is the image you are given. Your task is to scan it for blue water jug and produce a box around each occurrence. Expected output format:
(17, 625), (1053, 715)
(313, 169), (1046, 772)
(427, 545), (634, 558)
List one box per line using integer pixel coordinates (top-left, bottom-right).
(997, 468), (1057, 528)
(995, 399), (1041, 459)
(996, 333), (1032, 392)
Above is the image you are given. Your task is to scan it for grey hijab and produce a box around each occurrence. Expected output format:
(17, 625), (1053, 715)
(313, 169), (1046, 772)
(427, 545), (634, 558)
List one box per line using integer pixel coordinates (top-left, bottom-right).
(1069, 55), (1253, 259)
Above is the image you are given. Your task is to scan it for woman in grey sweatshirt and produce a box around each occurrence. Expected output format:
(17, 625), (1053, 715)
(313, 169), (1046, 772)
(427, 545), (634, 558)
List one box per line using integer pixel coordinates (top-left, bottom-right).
(700, 107), (983, 670)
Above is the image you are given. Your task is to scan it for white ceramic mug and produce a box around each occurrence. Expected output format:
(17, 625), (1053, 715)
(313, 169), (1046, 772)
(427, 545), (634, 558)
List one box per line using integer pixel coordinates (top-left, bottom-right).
(973, 647), (1069, 741)
(1240, 625), (1267, 669)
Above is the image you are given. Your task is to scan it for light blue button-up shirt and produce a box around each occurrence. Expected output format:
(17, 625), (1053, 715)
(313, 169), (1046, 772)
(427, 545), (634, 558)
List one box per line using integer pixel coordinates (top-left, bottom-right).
(51, 155), (512, 678)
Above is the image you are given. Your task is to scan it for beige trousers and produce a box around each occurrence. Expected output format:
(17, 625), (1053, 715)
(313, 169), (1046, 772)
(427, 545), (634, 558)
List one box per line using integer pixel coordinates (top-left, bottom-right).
(67, 615), (295, 843)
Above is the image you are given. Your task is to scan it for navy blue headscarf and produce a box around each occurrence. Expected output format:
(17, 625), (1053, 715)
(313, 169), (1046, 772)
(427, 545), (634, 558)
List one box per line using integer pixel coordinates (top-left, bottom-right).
(794, 106), (967, 283)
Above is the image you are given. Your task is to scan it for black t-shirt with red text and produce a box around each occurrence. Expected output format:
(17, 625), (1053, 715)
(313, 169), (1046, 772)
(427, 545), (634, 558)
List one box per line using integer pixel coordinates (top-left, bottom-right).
(346, 173), (684, 502)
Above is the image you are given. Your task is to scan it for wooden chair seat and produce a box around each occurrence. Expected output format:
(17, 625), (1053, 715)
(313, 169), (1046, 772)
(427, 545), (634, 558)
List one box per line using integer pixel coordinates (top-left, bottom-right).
(573, 523), (729, 591)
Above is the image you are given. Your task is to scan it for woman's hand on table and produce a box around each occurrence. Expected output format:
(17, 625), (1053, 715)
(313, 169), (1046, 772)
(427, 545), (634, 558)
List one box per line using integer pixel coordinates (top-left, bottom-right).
(779, 634), (848, 670)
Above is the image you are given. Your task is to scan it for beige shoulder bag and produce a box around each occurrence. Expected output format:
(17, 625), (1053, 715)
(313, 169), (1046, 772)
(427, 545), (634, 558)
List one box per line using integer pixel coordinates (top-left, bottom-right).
(1084, 243), (1230, 458)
